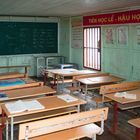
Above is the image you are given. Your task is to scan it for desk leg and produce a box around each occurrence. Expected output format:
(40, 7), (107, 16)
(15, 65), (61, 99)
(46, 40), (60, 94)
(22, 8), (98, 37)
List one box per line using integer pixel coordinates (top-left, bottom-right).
(56, 75), (59, 92)
(11, 117), (14, 140)
(2, 109), (5, 128)
(44, 72), (48, 85)
(6, 119), (9, 140)
(85, 84), (88, 100)
(92, 134), (96, 140)
(61, 76), (64, 93)
(0, 128), (2, 140)
(77, 105), (80, 112)
(136, 128), (140, 140)
(1, 109), (5, 140)
(111, 102), (118, 134)
(25, 67), (28, 78)
(53, 74), (57, 88)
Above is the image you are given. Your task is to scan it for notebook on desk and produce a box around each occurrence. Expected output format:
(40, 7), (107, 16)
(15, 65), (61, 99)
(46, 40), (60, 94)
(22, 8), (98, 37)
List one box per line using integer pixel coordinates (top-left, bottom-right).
(5, 100), (45, 114)
(114, 92), (136, 99)
(57, 94), (78, 103)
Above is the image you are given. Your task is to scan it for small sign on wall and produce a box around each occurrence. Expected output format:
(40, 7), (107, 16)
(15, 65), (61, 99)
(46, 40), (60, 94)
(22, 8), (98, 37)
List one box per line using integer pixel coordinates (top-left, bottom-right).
(137, 26), (140, 46)
(71, 17), (83, 48)
(117, 26), (128, 45)
(105, 28), (115, 44)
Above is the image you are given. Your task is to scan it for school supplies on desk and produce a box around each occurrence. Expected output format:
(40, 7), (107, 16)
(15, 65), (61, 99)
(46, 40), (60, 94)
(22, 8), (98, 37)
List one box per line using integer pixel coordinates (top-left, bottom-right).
(0, 92), (8, 100)
(57, 94), (78, 102)
(5, 100), (45, 114)
(114, 92), (136, 100)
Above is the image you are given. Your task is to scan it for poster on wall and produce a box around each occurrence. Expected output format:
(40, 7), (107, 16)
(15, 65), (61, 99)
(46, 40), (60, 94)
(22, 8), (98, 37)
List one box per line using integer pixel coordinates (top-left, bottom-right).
(105, 28), (114, 44)
(136, 26), (140, 46)
(71, 17), (83, 48)
(117, 26), (128, 45)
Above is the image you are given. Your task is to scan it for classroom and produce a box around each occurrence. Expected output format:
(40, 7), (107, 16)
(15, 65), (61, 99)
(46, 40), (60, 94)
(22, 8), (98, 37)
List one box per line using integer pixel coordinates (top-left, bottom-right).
(0, 0), (140, 140)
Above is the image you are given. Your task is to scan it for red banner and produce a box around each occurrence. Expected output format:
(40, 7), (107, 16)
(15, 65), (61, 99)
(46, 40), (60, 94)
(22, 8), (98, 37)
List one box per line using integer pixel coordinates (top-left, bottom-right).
(83, 9), (140, 26)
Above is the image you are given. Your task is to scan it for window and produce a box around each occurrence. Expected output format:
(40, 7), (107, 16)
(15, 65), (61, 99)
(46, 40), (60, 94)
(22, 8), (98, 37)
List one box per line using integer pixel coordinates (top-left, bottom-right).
(83, 27), (101, 70)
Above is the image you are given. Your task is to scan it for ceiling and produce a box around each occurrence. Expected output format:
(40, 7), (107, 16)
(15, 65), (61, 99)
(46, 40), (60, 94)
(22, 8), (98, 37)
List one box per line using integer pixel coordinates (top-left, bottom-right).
(0, 0), (140, 17)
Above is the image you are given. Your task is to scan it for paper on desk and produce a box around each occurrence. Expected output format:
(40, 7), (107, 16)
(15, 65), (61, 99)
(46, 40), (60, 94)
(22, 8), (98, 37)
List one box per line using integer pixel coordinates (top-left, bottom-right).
(5, 100), (45, 114)
(5, 100), (27, 114)
(57, 94), (78, 102)
(124, 93), (136, 99)
(114, 92), (136, 99)
(114, 92), (126, 98)
(78, 70), (94, 74)
(24, 100), (45, 111)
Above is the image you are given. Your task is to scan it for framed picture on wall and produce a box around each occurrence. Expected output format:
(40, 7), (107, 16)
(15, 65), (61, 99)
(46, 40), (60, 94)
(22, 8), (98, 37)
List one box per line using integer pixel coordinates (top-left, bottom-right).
(136, 26), (140, 46)
(117, 26), (128, 45)
(105, 28), (114, 44)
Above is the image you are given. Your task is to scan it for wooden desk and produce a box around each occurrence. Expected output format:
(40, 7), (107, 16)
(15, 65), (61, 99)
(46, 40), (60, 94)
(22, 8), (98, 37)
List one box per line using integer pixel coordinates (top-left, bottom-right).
(0, 65), (31, 79)
(0, 86), (56, 115)
(128, 118), (140, 140)
(77, 75), (124, 99)
(104, 89), (140, 133)
(0, 78), (43, 91)
(0, 86), (55, 102)
(44, 69), (99, 90)
(1, 95), (86, 140)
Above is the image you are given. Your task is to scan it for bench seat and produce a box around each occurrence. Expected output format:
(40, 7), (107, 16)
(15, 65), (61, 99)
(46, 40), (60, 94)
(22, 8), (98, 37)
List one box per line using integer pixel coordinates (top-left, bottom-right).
(29, 123), (101, 140)
(128, 118), (140, 128)
(0, 72), (25, 80)
(0, 65), (31, 78)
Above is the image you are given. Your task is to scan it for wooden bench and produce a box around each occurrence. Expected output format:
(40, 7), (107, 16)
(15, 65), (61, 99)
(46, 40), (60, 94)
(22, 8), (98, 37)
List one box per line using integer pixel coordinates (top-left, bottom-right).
(67, 73), (109, 94)
(92, 81), (140, 107)
(0, 72), (25, 80)
(0, 65), (31, 79)
(18, 107), (108, 140)
(0, 107), (78, 125)
(128, 118), (140, 140)
(0, 79), (44, 91)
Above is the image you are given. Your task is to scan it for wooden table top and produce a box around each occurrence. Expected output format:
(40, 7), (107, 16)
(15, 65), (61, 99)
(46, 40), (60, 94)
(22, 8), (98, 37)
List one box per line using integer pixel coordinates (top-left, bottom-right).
(0, 65), (31, 69)
(1, 95), (86, 117)
(128, 118), (140, 128)
(104, 89), (140, 104)
(77, 75), (123, 85)
(46, 69), (97, 77)
(0, 78), (43, 91)
(0, 86), (56, 102)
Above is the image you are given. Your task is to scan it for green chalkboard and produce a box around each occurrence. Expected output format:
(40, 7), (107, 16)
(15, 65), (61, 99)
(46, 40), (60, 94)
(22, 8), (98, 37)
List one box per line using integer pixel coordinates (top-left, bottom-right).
(0, 22), (58, 55)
